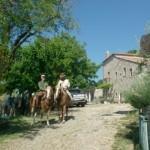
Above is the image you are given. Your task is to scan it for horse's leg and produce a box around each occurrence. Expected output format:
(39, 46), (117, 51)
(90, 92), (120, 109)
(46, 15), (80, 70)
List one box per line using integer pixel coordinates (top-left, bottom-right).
(9, 107), (13, 117)
(66, 106), (69, 121)
(31, 107), (36, 125)
(58, 105), (61, 122)
(62, 105), (66, 123)
(46, 109), (50, 126)
(9, 107), (15, 117)
(33, 112), (37, 125)
(40, 110), (43, 125)
(31, 96), (38, 125)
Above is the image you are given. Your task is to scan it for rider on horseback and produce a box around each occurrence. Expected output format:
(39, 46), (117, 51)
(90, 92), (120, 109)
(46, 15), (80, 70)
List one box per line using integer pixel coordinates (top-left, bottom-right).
(38, 74), (48, 92)
(56, 73), (73, 100)
(34, 74), (48, 107)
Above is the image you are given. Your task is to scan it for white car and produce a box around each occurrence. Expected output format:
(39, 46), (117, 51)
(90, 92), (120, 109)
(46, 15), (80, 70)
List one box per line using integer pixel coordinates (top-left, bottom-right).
(69, 89), (87, 107)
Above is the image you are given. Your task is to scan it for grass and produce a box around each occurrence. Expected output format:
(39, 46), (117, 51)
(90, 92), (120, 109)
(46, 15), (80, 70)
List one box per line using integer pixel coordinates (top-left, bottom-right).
(112, 110), (140, 150)
(0, 116), (33, 143)
(0, 113), (58, 143)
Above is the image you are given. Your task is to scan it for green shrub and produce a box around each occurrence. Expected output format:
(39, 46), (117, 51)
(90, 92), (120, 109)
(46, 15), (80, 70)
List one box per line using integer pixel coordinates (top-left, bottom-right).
(124, 73), (150, 109)
(97, 82), (112, 89)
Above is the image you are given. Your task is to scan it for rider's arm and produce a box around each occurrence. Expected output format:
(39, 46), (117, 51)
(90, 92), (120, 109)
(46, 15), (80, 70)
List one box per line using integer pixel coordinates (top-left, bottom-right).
(63, 79), (70, 89)
(56, 80), (62, 88)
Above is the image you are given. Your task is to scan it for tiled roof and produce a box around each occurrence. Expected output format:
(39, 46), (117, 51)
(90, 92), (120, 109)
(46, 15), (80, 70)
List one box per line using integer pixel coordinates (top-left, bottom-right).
(115, 54), (144, 63)
(103, 53), (144, 64)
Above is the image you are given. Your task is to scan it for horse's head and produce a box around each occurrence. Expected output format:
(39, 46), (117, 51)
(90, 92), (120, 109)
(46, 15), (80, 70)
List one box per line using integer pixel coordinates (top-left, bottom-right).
(55, 87), (61, 100)
(55, 87), (69, 101)
(46, 86), (54, 100)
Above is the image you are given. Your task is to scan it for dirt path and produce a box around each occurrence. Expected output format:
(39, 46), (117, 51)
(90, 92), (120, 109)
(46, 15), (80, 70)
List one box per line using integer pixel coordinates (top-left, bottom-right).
(0, 103), (132, 150)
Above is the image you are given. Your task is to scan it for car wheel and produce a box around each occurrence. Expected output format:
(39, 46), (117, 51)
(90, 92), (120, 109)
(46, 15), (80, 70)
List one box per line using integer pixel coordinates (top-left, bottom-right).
(76, 104), (80, 107)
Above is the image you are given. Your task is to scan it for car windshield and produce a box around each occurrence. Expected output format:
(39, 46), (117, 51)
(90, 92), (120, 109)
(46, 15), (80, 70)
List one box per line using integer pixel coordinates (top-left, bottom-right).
(69, 89), (81, 94)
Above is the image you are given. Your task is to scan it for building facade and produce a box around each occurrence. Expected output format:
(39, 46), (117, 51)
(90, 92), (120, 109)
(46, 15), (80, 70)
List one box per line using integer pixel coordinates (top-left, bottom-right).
(103, 53), (144, 103)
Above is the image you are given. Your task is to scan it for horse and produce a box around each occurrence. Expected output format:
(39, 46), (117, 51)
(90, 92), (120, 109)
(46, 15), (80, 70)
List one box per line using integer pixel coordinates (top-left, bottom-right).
(18, 90), (31, 115)
(0, 94), (16, 117)
(55, 87), (71, 123)
(30, 86), (54, 126)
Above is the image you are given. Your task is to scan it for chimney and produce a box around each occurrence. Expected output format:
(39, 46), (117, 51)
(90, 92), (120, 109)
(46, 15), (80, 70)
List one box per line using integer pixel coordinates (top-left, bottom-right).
(105, 50), (110, 58)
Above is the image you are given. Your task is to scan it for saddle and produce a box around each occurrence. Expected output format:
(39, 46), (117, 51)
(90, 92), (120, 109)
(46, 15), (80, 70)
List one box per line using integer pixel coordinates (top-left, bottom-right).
(35, 91), (47, 107)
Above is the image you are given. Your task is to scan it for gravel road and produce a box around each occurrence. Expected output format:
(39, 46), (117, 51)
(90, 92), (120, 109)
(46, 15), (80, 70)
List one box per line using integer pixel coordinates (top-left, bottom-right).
(0, 103), (132, 150)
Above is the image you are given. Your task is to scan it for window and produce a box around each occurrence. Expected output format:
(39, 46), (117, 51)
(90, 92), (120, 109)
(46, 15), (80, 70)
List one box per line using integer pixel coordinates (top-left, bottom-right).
(130, 68), (133, 76)
(115, 72), (117, 79)
(123, 67), (126, 77)
(107, 72), (110, 82)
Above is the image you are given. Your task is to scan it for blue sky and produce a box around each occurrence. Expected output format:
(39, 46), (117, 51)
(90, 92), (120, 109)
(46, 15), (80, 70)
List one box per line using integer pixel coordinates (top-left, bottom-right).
(72, 0), (150, 80)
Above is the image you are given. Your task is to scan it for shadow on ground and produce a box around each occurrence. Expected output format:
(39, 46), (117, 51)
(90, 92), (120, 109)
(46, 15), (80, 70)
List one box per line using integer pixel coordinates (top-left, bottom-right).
(114, 110), (137, 115)
(101, 113), (113, 116)
(0, 114), (75, 141)
(101, 110), (137, 117)
(125, 122), (139, 150)
(113, 110), (140, 150)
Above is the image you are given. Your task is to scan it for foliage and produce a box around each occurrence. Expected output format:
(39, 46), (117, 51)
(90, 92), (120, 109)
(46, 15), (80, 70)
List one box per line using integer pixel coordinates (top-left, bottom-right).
(127, 49), (139, 54)
(97, 82), (112, 89)
(124, 73), (150, 109)
(0, 0), (76, 86)
(0, 47), (10, 80)
(5, 33), (100, 92)
(112, 111), (139, 150)
(0, 0), (75, 59)
(95, 79), (103, 87)
(0, 115), (57, 143)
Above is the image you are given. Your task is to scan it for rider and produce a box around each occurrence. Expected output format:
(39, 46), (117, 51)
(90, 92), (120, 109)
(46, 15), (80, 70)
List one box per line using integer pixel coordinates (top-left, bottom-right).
(38, 74), (48, 91)
(56, 73), (73, 100)
(34, 74), (48, 106)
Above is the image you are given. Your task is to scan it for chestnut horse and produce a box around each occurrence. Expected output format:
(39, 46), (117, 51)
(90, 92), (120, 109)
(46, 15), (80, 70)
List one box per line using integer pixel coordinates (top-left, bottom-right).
(30, 86), (54, 126)
(55, 87), (71, 123)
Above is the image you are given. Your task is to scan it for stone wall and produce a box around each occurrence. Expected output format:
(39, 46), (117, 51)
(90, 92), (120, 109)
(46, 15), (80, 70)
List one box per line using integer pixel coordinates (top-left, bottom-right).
(103, 56), (140, 103)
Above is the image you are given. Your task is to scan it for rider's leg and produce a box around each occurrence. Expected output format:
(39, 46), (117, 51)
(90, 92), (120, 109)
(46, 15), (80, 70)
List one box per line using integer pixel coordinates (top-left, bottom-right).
(55, 88), (59, 99)
(66, 90), (73, 100)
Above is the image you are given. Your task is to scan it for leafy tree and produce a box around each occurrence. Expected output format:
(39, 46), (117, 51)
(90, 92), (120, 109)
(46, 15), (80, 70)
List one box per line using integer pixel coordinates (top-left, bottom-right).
(127, 49), (139, 54)
(0, 47), (10, 80)
(124, 73), (150, 109)
(0, 0), (75, 60)
(97, 82), (112, 89)
(5, 33), (100, 92)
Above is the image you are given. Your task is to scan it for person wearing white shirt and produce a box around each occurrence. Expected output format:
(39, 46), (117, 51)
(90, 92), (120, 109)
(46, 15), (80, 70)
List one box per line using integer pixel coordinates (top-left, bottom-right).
(56, 73), (72, 100)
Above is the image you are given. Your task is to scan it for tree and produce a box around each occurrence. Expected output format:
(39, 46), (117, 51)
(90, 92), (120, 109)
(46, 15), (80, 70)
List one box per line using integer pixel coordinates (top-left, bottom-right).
(125, 73), (150, 109)
(0, 0), (75, 60)
(97, 81), (112, 100)
(127, 49), (139, 54)
(0, 47), (10, 80)
(5, 33), (100, 92)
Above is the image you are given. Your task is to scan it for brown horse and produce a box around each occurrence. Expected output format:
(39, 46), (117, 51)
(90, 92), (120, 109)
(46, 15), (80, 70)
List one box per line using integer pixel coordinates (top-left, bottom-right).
(55, 87), (71, 123)
(30, 86), (54, 126)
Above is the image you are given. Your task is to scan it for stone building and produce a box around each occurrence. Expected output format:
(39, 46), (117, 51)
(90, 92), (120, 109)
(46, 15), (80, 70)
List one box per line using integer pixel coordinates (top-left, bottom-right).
(102, 53), (144, 103)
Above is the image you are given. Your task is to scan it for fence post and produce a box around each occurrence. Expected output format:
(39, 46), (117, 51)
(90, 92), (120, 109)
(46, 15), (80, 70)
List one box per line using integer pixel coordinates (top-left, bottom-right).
(139, 115), (149, 150)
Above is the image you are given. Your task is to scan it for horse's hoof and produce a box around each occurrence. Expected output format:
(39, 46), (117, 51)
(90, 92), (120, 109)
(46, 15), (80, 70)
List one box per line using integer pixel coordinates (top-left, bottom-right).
(58, 120), (61, 124)
(46, 124), (50, 128)
(62, 120), (66, 124)
(46, 123), (50, 127)
(46, 121), (50, 127)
